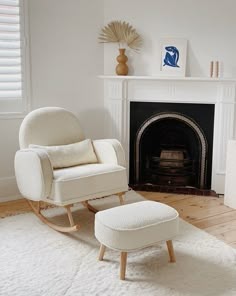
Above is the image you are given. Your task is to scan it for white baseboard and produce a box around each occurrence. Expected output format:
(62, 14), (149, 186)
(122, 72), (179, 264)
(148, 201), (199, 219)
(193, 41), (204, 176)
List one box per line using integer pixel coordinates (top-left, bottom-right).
(0, 176), (22, 202)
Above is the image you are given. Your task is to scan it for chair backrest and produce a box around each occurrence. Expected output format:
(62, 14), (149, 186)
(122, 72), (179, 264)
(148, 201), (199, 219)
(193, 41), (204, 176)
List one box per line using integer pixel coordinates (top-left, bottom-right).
(19, 107), (85, 149)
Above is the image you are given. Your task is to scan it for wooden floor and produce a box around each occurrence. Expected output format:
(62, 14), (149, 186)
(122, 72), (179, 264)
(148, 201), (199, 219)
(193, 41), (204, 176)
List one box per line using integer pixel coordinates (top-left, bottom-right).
(1, 192), (236, 248)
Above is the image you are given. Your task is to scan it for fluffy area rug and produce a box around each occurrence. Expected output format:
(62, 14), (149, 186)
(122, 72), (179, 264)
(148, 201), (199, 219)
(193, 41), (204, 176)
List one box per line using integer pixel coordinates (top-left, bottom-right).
(1, 191), (236, 296)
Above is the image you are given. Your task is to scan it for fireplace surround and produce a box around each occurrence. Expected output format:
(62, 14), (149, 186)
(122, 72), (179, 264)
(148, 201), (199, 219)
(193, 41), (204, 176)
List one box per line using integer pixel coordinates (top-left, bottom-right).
(100, 76), (236, 194)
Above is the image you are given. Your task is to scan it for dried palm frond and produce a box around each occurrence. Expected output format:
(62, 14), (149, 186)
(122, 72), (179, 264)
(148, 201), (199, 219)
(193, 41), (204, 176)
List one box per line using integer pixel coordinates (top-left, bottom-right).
(98, 20), (142, 52)
(124, 30), (142, 52)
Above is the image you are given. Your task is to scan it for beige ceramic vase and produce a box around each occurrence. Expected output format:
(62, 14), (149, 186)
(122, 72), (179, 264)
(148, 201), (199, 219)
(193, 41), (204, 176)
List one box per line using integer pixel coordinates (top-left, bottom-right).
(116, 48), (128, 75)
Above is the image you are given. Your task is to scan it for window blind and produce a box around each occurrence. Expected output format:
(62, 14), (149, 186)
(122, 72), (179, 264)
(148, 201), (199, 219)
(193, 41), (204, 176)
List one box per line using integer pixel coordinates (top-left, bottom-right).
(0, 0), (22, 100)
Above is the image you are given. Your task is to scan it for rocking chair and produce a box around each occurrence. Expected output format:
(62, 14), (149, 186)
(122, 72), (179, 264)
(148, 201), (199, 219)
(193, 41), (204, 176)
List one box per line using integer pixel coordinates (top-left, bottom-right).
(14, 107), (128, 232)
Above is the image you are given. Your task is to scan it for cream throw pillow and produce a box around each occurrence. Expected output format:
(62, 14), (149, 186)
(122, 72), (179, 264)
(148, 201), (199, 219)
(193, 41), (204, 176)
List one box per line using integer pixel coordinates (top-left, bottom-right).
(29, 139), (98, 169)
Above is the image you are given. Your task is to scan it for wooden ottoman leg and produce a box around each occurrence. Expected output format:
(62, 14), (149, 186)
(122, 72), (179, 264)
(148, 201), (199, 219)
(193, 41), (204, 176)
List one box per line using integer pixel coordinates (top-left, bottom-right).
(120, 252), (127, 280)
(166, 240), (176, 263)
(98, 244), (106, 261)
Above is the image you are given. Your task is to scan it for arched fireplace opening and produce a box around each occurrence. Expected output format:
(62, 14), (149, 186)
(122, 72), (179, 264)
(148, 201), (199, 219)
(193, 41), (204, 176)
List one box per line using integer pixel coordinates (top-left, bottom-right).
(135, 113), (207, 189)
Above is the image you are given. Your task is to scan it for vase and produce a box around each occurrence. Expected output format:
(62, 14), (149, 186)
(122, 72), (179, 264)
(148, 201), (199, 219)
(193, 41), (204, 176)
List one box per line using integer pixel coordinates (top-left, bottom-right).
(116, 48), (128, 75)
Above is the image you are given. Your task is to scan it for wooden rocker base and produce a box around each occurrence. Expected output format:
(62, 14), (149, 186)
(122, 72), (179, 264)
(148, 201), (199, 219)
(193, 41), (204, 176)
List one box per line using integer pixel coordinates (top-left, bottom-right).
(117, 192), (125, 205)
(27, 200), (80, 233)
(27, 192), (126, 233)
(82, 201), (99, 213)
(82, 192), (125, 214)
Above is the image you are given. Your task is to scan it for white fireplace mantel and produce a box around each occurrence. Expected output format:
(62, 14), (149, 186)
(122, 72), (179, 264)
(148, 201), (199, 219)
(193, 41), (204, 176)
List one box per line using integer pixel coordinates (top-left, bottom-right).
(100, 75), (236, 194)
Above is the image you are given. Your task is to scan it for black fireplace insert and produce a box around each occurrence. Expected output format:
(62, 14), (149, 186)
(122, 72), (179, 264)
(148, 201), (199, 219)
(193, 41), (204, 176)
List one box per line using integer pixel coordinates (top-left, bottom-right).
(129, 102), (215, 194)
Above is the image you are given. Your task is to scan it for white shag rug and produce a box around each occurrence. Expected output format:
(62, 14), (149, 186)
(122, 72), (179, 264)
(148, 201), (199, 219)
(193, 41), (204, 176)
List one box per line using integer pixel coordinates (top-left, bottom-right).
(1, 191), (236, 296)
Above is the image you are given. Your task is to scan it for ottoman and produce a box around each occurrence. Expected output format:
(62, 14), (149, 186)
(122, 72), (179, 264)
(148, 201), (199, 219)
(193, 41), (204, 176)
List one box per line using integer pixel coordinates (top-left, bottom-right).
(95, 200), (179, 280)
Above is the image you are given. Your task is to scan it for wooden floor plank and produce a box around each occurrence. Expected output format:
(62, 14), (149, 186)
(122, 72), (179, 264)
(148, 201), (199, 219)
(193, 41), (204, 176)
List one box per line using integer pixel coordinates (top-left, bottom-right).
(169, 195), (225, 207)
(170, 204), (233, 222)
(193, 211), (236, 229)
(0, 199), (30, 218)
(214, 230), (236, 244)
(138, 191), (190, 204)
(204, 219), (236, 235)
(0, 199), (52, 218)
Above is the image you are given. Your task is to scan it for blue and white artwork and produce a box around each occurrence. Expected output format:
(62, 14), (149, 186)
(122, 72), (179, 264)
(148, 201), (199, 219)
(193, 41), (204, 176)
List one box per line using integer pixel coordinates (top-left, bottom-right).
(159, 38), (187, 76)
(163, 46), (180, 68)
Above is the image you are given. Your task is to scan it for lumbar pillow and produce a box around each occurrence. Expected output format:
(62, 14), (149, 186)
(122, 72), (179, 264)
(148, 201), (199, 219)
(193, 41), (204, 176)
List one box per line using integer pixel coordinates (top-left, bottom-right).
(29, 139), (98, 169)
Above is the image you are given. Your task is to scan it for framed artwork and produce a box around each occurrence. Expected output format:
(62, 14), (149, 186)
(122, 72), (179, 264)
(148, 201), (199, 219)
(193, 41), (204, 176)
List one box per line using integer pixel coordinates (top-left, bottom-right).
(159, 38), (187, 77)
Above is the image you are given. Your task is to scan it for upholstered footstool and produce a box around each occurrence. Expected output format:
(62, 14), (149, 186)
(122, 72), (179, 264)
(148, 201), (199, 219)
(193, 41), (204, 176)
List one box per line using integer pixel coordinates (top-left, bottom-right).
(95, 200), (179, 280)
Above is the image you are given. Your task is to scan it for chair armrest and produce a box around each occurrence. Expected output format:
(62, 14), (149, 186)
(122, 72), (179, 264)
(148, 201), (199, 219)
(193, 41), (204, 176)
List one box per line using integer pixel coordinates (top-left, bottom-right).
(93, 139), (126, 167)
(14, 148), (53, 201)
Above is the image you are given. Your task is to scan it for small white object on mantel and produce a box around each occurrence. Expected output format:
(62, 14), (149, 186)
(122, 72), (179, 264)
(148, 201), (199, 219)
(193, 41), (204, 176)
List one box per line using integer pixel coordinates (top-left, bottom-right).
(99, 75), (236, 194)
(224, 140), (236, 208)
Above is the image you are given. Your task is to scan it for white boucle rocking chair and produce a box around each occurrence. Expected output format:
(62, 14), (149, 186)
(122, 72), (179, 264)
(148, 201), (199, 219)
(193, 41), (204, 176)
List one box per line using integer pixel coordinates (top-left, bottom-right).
(14, 107), (128, 232)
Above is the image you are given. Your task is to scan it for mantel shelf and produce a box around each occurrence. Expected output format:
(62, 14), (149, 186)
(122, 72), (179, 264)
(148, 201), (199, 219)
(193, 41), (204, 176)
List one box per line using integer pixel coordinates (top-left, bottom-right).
(99, 75), (236, 82)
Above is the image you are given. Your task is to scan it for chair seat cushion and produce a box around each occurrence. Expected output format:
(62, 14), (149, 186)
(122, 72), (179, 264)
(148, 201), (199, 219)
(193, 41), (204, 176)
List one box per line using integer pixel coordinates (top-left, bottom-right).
(95, 201), (179, 251)
(49, 163), (128, 205)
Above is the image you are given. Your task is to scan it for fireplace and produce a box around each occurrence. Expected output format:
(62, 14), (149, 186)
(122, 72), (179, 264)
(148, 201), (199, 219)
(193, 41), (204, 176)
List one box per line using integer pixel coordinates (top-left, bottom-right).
(100, 76), (236, 194)
(129, 102), (215, 192)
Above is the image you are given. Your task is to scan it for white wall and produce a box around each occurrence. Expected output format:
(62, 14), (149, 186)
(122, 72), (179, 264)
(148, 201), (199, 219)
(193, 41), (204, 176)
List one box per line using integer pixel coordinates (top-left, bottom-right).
(30, 0), (104, 136)
(0, 0), (104, 199)
(104, 0), (236, 78)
